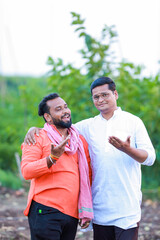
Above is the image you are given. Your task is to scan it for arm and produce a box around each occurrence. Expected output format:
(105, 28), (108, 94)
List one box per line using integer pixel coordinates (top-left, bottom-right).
(21, 134), (70, 179)
(21, 136), (52, 180)
(108, 136), (148, 163)
(24, 127), (41, 145)
(134, 119), (156, 166)
(109, 118), (156, 165)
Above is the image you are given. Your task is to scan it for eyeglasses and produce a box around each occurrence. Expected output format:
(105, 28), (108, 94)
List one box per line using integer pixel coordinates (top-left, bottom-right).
(92, 92), (111, 102)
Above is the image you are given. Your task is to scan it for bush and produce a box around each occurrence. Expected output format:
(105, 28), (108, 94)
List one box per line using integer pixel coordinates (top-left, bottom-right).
(0, 143), (18, 172)
(0, 169), (22, 189)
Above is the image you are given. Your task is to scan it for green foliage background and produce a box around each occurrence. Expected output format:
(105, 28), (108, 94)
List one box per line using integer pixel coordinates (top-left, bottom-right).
(0, 13), (160, 191)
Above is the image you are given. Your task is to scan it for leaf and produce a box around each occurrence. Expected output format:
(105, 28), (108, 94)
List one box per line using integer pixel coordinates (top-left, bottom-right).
(79, 32), (86, 37)
(75, 26), (85, 32)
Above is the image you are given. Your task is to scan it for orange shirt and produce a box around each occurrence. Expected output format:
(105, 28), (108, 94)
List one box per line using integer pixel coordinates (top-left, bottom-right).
(21, 129), (91, 219)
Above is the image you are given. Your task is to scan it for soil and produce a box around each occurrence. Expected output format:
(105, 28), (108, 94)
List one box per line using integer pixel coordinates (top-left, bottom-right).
(0, 186), (160, 240)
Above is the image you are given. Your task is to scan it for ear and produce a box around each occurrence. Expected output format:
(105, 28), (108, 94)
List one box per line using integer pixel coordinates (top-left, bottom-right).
(114, 90), (118, 100)
(44, 113), (52, 123)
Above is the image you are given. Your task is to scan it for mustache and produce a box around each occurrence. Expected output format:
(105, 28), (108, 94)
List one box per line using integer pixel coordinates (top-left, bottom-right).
(61, 113), (71, 118)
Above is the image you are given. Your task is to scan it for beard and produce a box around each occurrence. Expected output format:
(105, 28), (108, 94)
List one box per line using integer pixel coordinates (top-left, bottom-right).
(51, 116), (72, 129)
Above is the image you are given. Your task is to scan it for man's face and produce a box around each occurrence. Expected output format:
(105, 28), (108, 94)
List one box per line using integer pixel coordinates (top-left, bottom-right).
(92, 84), (118, 114)
(44, 97), (72, 129)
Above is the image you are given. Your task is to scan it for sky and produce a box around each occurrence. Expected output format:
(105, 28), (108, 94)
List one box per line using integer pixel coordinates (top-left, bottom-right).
(0, 0), (160, 77)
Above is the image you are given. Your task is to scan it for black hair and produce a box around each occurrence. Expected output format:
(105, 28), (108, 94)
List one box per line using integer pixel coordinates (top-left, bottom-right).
(90, 77), (116, 94)
(38, 93), (59, 119)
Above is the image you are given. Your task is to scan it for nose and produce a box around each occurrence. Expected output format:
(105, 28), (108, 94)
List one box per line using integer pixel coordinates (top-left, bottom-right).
(62, 110), (69, 116)
(62, 108), (70, 116)
(98, 95), (105, 102)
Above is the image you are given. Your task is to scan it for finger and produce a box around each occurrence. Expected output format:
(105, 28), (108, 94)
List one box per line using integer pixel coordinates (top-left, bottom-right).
(108, 137), (113, 144)
(108, 136), (117, 143)
(24, 135), (34, 145)
(51, 144), (60, 157)
(108, 136), (117, 141)
(64, 134), (70, 141)
(112, 138), (123, 146)
(28, 133), (36, 145)
(24, 138), (31, 145)
(35, 128), (40, 136)
(112, 136), (121, 143)
(24, 137), (27, 145)
(59, 135), (70, 147)
(79, 219), (82, 226)
(108, 137), (121, 148)
(127, 136), (131, 143)
(81, 221), (90, 229)
(51, 143), (54, 151)
(62, 135), (65, 141)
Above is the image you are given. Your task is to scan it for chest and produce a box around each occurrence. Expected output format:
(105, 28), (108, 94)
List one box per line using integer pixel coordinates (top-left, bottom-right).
(89, 119), (134, 150)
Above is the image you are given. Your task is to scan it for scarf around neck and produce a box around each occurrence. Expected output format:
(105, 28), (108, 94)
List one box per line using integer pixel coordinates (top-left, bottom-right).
(43, 123), (93, 220)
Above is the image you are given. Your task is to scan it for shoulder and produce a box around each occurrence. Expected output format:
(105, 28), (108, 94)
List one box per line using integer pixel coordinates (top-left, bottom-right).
(121, 110), (142, 122)
(33, 129), (49, 142)
(74, 115), (100, 129)
(120, 110), (145, 131)
(21, 129), (49, 150)
(39, 129), (48, 137)
(75, 117), (94, 126)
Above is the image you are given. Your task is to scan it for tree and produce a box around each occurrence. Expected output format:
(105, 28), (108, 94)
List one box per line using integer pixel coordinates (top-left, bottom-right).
(46, 12), (160, 188)
(0, 12), (160, 190)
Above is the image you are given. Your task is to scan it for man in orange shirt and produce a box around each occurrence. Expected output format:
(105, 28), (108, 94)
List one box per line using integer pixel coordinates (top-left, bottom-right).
(21, 93), (93, 240)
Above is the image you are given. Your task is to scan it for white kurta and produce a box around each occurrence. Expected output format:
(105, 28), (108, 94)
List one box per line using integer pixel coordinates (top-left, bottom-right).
(75, 107), (155, 229)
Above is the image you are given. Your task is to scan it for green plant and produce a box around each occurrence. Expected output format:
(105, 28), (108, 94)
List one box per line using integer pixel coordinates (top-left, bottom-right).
(0, 169), (22, 189)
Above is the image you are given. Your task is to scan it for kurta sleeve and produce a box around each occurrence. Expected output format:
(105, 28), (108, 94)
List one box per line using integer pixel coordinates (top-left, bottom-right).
(135, 118), (156, 166)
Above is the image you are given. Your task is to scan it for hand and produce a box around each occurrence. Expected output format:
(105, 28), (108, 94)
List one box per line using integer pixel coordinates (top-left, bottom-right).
(47, 135), (71, 168)
(51, 135), (70, 158)
(108, 135), (148, 163)
(24, 127), (40, 145)
(79, 218), (90, 229)
(108, 136), (131, 152)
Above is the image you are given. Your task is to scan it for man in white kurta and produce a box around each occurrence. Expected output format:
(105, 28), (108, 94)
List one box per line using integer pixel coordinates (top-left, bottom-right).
(75, 77), (155, 240)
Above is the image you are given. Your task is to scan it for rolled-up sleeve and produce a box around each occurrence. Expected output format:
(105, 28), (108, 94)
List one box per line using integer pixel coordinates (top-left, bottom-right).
(135, 118), (156, 166)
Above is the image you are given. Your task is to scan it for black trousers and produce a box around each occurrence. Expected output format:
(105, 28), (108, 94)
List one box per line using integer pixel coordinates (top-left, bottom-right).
(93, 223), (139, 240)
(28, 201), (78, 240)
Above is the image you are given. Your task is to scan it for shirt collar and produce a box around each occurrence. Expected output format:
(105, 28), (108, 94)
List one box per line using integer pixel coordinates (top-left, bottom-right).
(99, 107), (122, 121)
